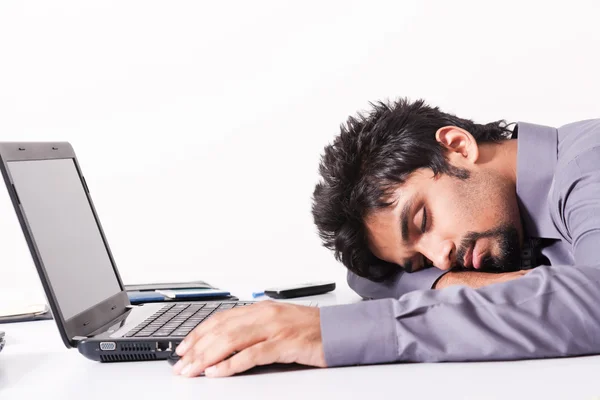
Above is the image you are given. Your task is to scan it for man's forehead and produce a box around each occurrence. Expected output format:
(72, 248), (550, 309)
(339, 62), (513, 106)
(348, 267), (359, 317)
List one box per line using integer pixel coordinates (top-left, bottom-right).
(376, 171), (426, 208)
(365, 197), (404, 248)
(364, 181), (422, 258)
(366, 184), (411, 223)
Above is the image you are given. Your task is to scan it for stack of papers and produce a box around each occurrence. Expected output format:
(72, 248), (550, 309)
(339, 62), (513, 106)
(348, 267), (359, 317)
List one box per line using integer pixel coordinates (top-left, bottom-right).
(127, 289), (232, 304)
(0, 303), (52, 323)
(156, 288), (231, 299)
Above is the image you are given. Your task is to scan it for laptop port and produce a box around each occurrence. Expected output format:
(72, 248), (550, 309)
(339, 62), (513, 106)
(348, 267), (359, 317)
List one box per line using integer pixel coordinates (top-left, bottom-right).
(100, 342), (116, 351)
(156, 341), (171, 352)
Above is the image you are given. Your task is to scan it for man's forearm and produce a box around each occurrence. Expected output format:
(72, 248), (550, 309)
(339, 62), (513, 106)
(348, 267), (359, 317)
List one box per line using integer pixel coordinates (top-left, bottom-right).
(347, 267), (447, 299)
(433, 270), (530, 289)
(322, 264), (600, 367)
(348, 267), (526, 300)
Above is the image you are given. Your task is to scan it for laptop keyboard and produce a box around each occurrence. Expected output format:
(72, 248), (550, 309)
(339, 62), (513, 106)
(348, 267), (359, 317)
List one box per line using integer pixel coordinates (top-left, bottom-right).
(124, 302), (254, 338)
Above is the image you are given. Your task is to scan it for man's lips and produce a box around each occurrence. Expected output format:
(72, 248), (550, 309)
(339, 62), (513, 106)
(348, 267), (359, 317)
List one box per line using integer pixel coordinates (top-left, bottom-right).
(463, 242), (474, 268)
(472, 240), (484, 270)
(463, 240), (484, 270)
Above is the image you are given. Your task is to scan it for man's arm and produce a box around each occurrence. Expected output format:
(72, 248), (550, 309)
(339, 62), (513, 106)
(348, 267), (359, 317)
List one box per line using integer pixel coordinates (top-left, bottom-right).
(321, 146), (600, 366)
(323, 264), (600, 366)
(346, 267), (447, 299)
(433, 269), (531, 289)
(347, 255), (531, 299)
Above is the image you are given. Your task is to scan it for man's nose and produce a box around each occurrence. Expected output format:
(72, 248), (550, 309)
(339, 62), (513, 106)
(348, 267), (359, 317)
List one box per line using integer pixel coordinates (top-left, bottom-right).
(424, 240), (455, 271)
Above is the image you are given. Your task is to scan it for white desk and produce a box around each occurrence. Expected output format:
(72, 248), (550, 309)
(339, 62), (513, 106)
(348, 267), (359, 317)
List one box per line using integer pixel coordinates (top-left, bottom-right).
(1, 286), (599, 400)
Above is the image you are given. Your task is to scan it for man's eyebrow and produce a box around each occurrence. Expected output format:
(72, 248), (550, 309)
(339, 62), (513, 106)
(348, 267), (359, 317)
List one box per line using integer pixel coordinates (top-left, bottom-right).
(400, 194), (415, 244)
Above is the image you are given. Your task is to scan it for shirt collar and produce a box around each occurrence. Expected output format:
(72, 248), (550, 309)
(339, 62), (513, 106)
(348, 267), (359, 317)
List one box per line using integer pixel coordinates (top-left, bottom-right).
(514, 121), (561, 239)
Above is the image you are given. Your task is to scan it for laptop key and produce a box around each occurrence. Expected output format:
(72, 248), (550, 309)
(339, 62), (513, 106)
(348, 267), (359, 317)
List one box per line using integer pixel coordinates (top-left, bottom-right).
(125, 302), (231, 338)
(195, 310), (212, 315)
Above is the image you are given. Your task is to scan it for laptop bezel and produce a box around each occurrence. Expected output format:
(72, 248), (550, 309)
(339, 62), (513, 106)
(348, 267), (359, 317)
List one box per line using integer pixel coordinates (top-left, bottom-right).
(0, 142), (131, 348)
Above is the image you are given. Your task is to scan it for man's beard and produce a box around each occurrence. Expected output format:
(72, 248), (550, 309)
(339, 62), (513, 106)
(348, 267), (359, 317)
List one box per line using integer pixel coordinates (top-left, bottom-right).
(454, 225), (522, 272)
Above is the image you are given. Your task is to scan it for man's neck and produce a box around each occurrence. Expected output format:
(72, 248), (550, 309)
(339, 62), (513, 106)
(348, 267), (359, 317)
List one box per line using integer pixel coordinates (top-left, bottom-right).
(478, 139), (518, 186)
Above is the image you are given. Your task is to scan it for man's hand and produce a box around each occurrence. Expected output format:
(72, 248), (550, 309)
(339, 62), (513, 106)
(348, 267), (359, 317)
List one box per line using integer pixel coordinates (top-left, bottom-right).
(434, 270), (531, 290)
(172, 301), (326, 378)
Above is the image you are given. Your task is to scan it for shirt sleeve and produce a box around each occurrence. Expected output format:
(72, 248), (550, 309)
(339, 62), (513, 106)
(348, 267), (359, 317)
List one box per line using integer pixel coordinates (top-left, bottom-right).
(346, 267), (447, 300)
(320, 142), (600, 367)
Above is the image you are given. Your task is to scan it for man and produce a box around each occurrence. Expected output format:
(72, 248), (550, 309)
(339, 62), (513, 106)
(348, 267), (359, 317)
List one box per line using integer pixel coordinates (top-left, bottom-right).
(172, 98), (600, 378)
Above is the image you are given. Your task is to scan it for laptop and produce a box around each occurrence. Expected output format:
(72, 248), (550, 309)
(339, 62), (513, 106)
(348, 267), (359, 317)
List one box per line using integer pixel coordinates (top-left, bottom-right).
(0, 142), (317, 362)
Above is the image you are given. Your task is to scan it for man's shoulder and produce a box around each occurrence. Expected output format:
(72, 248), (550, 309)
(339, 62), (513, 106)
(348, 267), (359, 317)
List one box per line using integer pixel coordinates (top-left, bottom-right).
(557, 118), (600, 133)
(544, 119), (600, 243)
(556, 118), (600, 166)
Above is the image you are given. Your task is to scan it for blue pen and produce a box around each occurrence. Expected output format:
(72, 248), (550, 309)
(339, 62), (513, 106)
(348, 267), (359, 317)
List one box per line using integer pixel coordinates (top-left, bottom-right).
(252, 291), (265, 298)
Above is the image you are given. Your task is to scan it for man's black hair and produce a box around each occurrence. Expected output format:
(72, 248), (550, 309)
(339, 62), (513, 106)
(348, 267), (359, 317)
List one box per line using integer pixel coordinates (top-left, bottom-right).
(312, 98), (512, 281)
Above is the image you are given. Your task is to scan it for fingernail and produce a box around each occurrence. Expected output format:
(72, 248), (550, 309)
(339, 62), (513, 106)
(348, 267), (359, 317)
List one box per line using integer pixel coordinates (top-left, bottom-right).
(173, 360), (186, 374)
(176, 340), (188, 355)
(181, 363), (192, 376)
(204, 366), (218, 377)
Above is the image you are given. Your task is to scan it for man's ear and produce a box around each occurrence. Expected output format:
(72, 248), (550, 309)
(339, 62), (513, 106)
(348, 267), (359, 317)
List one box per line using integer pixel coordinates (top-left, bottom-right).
(435, 126), (479, 163)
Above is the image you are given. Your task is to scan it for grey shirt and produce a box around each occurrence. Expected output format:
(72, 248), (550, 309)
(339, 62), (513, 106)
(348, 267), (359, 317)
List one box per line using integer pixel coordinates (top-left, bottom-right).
(320, 118), (600, 366)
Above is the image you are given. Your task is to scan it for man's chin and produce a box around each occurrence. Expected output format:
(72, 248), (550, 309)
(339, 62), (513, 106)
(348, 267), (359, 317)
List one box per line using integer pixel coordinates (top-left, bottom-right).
(477, 256), (522, 273)
(452, 257), (522, 273)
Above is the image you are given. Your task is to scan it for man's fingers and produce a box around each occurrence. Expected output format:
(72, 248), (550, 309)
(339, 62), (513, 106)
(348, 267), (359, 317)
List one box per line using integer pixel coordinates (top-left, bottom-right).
(180, 324), (266, 377)
(172, 302), (325, 378)
(176, 306), (252, 355)
(204, 341), (279, 378)
(175, 303), (274, 376)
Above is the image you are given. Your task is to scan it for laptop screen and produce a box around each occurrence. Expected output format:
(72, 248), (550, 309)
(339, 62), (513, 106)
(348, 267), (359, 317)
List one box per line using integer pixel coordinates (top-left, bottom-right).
(8, 158), (121, 320)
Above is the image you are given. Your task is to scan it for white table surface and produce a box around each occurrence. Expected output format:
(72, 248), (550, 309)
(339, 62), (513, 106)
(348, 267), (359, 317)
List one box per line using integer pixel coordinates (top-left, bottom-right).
(1, 285), (599, 400)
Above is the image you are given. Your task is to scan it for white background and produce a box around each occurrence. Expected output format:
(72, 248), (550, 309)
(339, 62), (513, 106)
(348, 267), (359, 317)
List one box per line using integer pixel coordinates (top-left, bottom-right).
(1, 0), (600, 306)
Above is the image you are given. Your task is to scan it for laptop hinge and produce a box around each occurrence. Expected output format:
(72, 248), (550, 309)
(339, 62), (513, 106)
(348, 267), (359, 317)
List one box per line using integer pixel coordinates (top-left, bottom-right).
(87, 308), (133, 337)
(72, 336), (88, 343)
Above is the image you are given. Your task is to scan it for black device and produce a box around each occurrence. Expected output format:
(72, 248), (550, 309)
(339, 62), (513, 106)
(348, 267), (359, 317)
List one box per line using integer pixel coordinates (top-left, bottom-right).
(264, 281), (336, 299)
(0, 142), (317, 363)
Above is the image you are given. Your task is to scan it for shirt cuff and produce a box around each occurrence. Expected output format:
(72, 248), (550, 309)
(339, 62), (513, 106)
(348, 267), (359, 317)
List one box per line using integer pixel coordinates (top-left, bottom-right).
(396, 266), (448, 294)
(320, 299), (397, 367)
